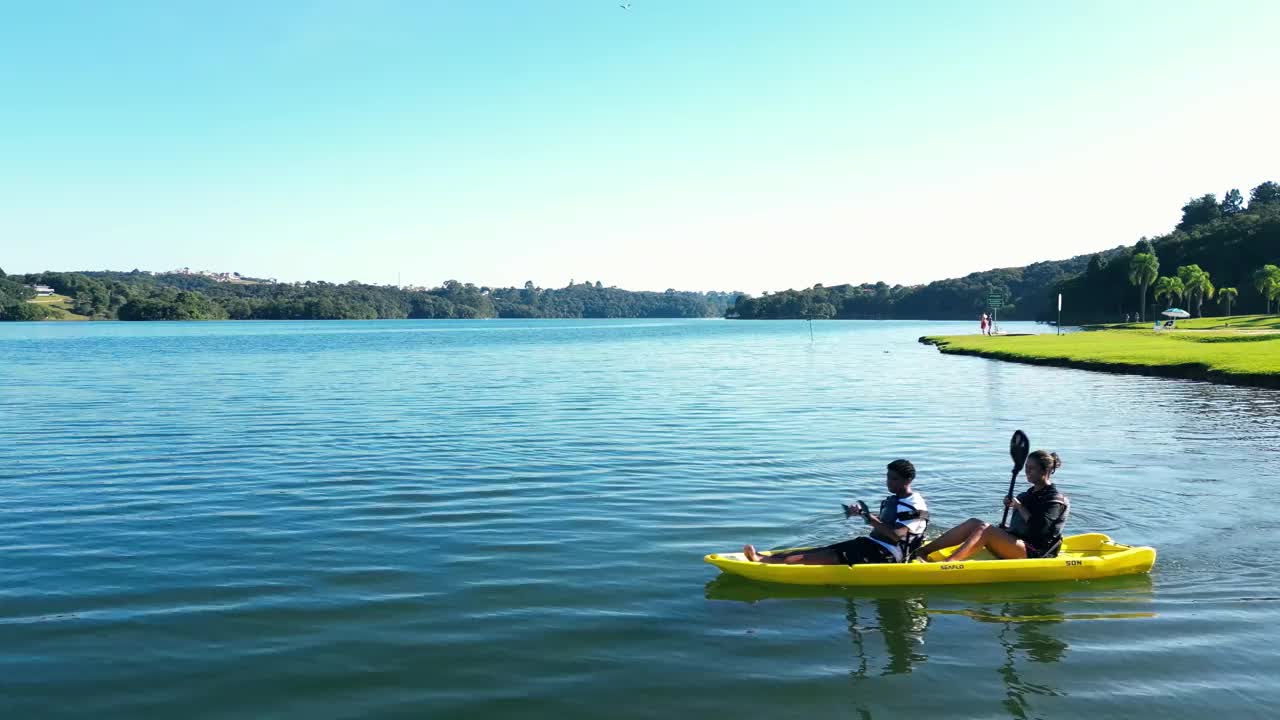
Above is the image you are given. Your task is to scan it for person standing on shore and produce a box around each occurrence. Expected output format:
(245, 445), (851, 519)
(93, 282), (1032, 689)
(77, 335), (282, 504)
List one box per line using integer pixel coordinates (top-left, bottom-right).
(980, 314), (989, 335)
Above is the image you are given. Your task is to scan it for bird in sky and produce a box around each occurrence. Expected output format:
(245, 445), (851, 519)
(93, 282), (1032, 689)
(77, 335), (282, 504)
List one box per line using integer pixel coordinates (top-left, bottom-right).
(620, 3), (631, 10)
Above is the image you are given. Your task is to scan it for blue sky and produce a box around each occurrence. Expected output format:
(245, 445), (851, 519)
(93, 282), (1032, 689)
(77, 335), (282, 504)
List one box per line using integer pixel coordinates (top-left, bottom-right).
(3, 1), (1278, 291)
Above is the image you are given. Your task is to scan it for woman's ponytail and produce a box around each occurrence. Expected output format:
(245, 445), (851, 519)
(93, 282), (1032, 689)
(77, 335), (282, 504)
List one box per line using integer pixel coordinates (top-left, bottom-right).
(1030, 450), (1062, 476)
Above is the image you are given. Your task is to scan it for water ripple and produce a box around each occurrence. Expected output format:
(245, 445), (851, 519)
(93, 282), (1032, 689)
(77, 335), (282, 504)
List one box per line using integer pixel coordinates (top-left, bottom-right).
(2, 319), (1278, 719)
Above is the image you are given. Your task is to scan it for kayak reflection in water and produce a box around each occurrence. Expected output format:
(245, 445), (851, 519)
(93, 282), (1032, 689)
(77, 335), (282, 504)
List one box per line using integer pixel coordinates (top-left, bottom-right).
(917, 450), (1070, 563)
(847, 595), (931, 678)
(743, 459), (928, 565)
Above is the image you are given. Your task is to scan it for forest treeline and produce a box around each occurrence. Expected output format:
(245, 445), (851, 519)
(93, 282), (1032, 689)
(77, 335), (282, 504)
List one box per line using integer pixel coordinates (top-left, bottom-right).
(0, 270), (737, 321)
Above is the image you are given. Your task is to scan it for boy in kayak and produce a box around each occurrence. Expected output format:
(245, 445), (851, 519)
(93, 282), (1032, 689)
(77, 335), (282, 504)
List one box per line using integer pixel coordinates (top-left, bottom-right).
(743, 459), (928, 565)
(917, 450), (1070, 562)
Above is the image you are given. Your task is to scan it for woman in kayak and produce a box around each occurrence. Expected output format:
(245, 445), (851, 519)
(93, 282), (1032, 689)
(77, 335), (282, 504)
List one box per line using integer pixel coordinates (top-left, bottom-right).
(743, 459), (928, 565)
(917, 450), (1070, 562)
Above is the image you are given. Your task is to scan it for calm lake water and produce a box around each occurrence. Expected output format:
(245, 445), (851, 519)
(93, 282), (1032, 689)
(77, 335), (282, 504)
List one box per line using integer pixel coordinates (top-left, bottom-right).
(3, 319), (1278, 719)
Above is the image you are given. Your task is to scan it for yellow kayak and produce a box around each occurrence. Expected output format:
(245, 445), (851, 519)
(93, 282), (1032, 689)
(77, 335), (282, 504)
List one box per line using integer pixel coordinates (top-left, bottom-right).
(704, 533), (1156, 586)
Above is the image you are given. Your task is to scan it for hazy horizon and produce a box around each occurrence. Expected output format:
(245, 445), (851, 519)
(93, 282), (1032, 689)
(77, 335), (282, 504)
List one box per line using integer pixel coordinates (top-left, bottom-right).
(4, 1), (1278, 293)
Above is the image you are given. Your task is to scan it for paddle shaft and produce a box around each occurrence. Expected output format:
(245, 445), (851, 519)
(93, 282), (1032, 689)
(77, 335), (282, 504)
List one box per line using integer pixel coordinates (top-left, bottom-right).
(999, 467), (1017, 529)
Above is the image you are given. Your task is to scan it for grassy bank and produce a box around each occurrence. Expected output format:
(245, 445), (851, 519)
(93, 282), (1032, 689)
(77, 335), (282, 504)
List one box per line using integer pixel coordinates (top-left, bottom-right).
(28, 294), (90, 320)
(920, 325), (1280, 389)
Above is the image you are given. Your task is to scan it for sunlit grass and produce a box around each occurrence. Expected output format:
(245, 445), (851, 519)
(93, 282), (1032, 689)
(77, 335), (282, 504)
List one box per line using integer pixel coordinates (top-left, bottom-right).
(924, 328), (1280, 382)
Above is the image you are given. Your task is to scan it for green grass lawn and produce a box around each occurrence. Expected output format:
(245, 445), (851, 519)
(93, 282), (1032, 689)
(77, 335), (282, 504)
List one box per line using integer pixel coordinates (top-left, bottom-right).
(27, 293), (90, 320)
(923, 327), (1280, 387)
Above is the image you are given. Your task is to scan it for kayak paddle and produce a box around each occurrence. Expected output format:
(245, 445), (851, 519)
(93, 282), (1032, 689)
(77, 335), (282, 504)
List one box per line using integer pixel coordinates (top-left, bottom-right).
(1000, 430), (1030, 529)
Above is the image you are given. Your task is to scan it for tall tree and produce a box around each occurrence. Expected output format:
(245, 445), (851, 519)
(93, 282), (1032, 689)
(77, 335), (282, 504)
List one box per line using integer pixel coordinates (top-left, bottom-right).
(1177, 194), (1222, 231)
(1217, 287), (1238, 317)
(1255, 265), (1280, 314)
(1128, 252), (1159, 322)
(1250, 181), (1280, 208)
(1177, 265), (1213, 317)
(1153, 276), (1184, 309)
(1221, 188), (1244, 215)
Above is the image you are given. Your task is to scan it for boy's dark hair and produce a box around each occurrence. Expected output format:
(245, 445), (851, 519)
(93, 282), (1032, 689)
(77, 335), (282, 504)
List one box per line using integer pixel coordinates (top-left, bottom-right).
(887, 459), (916, 483)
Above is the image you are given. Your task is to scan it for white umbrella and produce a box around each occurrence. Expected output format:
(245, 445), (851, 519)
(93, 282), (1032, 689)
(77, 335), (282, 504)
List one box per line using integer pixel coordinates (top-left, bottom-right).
(1161, 308), (1191, 318)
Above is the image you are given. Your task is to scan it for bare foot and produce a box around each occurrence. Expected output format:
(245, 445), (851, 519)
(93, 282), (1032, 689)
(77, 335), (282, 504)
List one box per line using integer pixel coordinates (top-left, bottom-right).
(743, 544), (761, 562)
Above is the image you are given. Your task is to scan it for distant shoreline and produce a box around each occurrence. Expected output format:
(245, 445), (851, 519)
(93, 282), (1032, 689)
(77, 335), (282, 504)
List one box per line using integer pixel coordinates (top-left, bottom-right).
(11, 315), (987, 324)
(11, 314), (737, 323)
(1, 274), (736, 322)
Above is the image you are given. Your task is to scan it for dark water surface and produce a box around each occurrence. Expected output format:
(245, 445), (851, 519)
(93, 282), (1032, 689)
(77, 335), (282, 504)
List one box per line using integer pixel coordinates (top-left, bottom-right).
(2, 319), (1277, 719)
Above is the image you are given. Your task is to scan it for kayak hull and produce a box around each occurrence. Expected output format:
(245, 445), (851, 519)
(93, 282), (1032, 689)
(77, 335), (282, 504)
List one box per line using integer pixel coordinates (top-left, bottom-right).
(703, 533), (1156, 587)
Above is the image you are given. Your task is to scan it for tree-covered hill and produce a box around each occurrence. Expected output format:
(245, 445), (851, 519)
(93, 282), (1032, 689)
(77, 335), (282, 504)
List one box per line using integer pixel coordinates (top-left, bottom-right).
(727, 250), (1121, 321)
(1048, 194), (1279, 324)
(729, 180), (1280, 323)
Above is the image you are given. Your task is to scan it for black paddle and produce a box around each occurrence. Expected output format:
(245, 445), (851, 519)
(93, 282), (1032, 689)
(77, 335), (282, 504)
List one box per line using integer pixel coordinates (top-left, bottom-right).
(1000, 430), (1030, 529)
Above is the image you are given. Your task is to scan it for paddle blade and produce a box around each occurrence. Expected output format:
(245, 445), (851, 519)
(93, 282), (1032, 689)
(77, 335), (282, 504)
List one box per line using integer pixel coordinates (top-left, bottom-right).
(1001, 429), (1031, 529)
(1010, 430), (1030, 473)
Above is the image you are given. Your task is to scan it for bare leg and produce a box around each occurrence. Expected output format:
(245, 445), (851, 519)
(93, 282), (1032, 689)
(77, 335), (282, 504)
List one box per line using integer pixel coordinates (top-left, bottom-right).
(777, 549), (843, 565)
(944, 524), (991, 562)
(980, 525), (1029, 560)
(917, 518), (985, 559)
(743, 544), (844, 565)
(947, 523), (1028, 562)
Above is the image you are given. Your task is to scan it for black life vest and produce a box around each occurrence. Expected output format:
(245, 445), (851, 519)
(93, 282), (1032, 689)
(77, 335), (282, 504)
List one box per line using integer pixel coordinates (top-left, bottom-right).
(1009, 485), (1070, 550)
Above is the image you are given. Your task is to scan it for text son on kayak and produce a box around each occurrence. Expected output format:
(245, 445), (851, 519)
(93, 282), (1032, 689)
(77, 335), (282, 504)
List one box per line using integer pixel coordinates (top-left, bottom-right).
(743, 459), (928, 565)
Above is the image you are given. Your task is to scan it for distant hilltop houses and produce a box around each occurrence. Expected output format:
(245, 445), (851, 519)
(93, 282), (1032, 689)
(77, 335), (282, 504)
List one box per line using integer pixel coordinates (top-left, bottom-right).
(169, 268), (277, 284)
(29, 284), (55, 296)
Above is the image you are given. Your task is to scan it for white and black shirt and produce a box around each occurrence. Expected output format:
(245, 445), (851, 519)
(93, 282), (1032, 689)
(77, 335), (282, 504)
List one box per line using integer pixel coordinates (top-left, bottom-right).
(868, 492), (928, 562)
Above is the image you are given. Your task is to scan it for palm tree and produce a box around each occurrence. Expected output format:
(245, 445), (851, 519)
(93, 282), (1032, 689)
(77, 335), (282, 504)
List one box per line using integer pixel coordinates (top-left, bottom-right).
(1255, 265), (1280, 314)
(1177, 266), (1197, 316)
(1177, 265), (1214, 318)
(1153, 276), (1184, 310)
(1199, 276), (1216, 318)
(1129, 253), (1159, 322)
(1218, 287), (1238, 318)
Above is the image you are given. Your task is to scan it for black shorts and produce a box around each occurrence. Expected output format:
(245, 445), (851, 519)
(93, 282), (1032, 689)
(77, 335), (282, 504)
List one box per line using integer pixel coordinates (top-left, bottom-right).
(828, 536), (897, 566)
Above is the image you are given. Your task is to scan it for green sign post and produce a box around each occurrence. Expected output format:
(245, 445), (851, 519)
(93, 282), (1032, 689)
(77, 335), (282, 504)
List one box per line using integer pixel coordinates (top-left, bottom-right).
(987, 294), (1003, 334)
